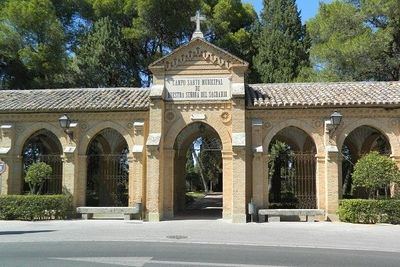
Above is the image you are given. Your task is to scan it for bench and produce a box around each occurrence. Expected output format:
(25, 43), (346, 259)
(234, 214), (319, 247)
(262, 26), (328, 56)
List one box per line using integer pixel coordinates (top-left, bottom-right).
(77, 204), (142, 220)
(258, 209), (325, 223)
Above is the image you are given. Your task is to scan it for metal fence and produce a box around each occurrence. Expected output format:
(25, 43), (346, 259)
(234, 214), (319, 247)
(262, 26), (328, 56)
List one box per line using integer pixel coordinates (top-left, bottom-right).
(269, 153), (316, 209)
(86, 154), (129, 207)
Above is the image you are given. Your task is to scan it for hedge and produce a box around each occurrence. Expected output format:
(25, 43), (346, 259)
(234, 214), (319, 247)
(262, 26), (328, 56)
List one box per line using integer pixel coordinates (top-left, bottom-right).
(338, 199), (400, 224)
(0, 195), (72, 221)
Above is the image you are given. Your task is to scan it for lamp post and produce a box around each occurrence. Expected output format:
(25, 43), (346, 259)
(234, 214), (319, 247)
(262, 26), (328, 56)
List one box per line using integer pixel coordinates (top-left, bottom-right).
(59, 114), (74, 140)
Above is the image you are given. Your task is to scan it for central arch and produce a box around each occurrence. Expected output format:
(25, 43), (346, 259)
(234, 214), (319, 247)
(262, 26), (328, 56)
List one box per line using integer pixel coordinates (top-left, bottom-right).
(173, 122), (223, 219)
(86, 128), (129, 206)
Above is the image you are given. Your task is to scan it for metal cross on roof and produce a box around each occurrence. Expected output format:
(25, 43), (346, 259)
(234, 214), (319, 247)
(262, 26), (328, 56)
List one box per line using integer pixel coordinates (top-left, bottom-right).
(191, 10), (206, 39)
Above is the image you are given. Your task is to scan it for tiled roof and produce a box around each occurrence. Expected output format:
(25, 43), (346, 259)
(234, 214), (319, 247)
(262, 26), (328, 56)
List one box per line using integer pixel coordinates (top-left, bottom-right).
(0, 88), (150, 113)
(247, 82), (400, 108)
(0, 82), (399, 113)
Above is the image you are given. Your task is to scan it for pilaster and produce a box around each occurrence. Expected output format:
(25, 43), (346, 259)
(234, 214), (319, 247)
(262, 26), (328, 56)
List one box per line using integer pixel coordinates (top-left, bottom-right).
(251, 119), (268, 210)
(131, 120), (146, 206)
(163, 148), (175, 219)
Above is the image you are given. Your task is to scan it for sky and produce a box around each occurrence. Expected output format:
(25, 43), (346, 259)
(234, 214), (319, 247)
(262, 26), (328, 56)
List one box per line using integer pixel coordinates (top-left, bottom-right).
(244, 0), (332, 23)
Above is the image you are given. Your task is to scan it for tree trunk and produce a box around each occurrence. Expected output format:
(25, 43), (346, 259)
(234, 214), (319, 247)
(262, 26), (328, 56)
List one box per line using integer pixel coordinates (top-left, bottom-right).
(192, 151), (208, 193)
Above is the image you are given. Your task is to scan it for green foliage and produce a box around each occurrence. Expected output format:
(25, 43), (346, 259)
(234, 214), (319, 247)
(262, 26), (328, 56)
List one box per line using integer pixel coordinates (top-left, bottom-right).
(73, 17), (139, 87)
(268, 141), (295, 204)
(1, 0), (258, 88)
(307, 0), (400, 81)
(25, 162), (52, 195)
(0, 0), (68, 89)
(0, 194), (72, 220)
(253, 0), (310, 83)
(338, 199), (400, 224)
(205, 0), (258, 82)
(352, 152), (400, 198)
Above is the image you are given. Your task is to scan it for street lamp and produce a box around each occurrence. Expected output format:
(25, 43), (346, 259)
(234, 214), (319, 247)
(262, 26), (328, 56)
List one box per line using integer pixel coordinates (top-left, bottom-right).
(325, 111), (343, 137)
(59, 114), (74, 139)
(330, 111), (343, 126)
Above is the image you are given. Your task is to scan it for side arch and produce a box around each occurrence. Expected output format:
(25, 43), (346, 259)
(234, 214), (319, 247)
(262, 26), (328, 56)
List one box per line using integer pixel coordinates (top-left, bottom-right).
(78, 121), (134, 155)
(337, 118), (399, 155)
(15, 123), (67, 156)
(263, 119), (323, 155)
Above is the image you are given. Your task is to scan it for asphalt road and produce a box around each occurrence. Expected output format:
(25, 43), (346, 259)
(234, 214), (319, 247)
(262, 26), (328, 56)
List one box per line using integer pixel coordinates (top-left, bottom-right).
(1, 241), (400, 267)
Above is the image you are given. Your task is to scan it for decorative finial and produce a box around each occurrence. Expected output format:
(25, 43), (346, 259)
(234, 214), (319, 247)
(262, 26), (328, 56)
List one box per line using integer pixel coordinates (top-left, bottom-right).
(190, 10), (206, 40)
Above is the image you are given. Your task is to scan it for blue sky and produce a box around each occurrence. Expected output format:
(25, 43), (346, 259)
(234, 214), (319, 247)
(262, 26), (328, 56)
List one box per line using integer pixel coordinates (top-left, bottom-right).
(244, 0), (331, 22)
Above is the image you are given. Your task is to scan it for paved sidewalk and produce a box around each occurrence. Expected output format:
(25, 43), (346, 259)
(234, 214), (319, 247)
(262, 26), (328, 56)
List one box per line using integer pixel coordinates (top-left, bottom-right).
(1, 220), (399, 253)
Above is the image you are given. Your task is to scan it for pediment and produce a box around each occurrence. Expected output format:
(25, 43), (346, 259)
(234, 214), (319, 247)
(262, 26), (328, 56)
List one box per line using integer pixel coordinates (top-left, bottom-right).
(149, 38), (248, 72)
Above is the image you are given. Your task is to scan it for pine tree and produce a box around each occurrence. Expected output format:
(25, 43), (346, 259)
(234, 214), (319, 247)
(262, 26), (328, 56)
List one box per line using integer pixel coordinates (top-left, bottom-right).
(73, 17), (140, 87)
(253, 0), (309, 83)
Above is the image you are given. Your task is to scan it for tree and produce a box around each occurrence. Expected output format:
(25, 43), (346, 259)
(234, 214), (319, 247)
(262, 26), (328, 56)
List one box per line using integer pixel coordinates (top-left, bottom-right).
(306, 0), (400, 81)
(268, 141), (294, 203)
(0, 0), (68, 89)
(25, 162), (52, 195)
(72, 17), (140, 87)
(253, 0), (309, 83)
(352, 152), (400, 199)
(204, 0), (258, 82)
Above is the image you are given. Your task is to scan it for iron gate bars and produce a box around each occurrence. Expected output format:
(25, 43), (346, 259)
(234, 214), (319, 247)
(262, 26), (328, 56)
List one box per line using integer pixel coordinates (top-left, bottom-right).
(269, 153), (316, 209)
(86, 154), (129, 207)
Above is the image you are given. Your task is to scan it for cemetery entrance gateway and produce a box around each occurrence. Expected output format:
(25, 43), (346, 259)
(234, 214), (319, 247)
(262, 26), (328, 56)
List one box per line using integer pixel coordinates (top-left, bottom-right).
(173, 122), (223, 218)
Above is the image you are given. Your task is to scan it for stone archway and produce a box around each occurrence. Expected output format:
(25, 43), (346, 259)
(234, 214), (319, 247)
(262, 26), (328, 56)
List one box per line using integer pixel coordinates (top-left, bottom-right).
(21, 129), (63, 194)
(173, 122), (223, 219)
(341, 125), (392, 198)
(86, 128), (129, 206)
(267, 126), (317, 209)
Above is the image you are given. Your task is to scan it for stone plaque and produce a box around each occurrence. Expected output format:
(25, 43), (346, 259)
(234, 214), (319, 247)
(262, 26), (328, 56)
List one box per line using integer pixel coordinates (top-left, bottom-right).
(165, 76), (231, 101)
(0, 161), (6, 175)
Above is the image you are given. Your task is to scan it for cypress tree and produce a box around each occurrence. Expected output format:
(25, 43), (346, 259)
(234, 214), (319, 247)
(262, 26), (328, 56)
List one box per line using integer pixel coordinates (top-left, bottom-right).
(253, 0), (309, 83)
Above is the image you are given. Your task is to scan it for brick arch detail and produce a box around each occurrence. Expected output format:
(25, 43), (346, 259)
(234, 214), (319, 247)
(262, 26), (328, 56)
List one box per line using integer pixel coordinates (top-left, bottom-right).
(336, 118), (399, 155)
(15, 123), (67, 156)
(164, 119), (231, 151)
(78, 121), (134, 155)
(263, 119), (323, 154)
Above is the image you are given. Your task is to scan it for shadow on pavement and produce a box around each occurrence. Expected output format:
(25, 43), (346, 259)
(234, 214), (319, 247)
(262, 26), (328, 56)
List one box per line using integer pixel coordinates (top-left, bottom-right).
(174, 193), (223, 220)
(0, 230), (56, 235)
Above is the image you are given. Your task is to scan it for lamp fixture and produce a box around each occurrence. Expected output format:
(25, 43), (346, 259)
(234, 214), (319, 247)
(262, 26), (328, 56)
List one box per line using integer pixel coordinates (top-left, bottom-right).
(325, 111), (343, 137)
(330, 111), (343, 126)
(59, 113), (74, 140)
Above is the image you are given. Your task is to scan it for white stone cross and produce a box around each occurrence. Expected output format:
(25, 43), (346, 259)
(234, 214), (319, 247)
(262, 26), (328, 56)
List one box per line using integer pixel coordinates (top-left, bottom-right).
(191, 10), (206, 39)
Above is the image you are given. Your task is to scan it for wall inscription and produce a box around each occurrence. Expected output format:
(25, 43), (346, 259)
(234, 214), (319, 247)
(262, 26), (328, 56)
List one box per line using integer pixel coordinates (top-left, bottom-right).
(165, 76), (231, 101)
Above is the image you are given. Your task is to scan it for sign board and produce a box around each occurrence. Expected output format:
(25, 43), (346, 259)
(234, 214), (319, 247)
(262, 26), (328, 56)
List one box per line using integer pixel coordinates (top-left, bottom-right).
(0, 161), (6, 175)
(165, 76), (231, 101)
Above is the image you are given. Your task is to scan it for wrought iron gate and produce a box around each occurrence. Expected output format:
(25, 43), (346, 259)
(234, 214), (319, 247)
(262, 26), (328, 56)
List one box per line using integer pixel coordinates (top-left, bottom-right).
(269, 153), (316, 209)
(86, 154), (129, 206)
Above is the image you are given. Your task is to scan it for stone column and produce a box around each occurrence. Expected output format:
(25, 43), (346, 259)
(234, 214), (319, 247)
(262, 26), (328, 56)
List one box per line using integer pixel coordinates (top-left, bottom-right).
(130, 120), (146, 207)
(222, 150), (233, 220)
(62, 152), (78, 206)
(75, 154), (87, 207)
(146, 145), (161, 221)
(163, 148), (175, 219)
(0, 156), (11, 195)
(232, 146), (247, 223)
(325, 148), (340, 221)
(316, 154), (326, 211)
(252, 153), (268, 210)
(0, 123), (16, 194)
(9, 156), (23, 194)
(251, 118), (268, 211)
